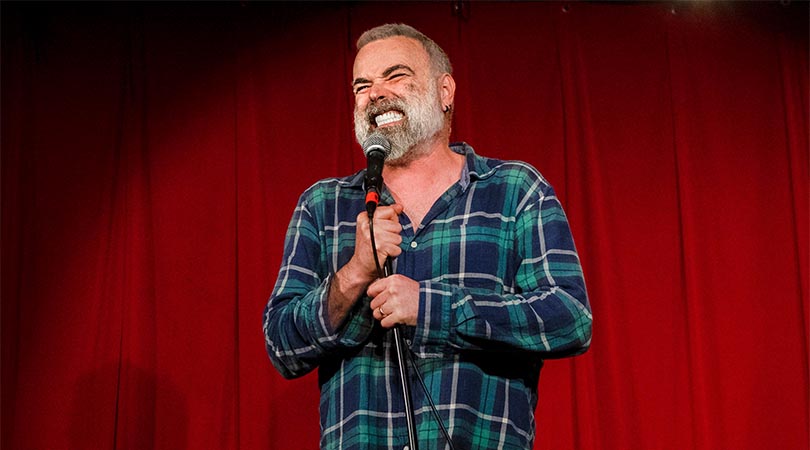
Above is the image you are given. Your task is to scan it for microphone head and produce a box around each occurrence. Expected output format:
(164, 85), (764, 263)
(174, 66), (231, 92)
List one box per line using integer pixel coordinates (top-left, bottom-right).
(362, 133), (391, 158)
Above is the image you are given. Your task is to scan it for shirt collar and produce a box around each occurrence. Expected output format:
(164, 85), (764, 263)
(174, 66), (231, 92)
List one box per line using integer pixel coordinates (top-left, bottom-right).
(452, 142), (497, 190)
(343, 141), (495, 190)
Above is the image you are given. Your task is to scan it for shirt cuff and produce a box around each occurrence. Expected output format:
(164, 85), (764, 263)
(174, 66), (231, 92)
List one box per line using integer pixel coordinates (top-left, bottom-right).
(313, 274), (376, 349)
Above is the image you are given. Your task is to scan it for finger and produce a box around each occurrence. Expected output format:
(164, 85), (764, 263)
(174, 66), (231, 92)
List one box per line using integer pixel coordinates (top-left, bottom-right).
(373, 204), (403, 220)
(382, 244), (402, 259)
(360, 212), (402, 242)
(372, 305), (384, 321)
(367, 278), (388, 300)
(372, 234), (402, 257)
(372, 229), (403, 246)
(356, 214), (401, 243)
(379, 314), (397, 328)
(356, 211), (397, 231)
(371, 218), (402, 233)
(378, 236), (403, 251)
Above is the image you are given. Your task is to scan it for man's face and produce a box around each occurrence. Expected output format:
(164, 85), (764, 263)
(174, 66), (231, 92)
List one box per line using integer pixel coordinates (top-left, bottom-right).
(352, 36), (445, 165)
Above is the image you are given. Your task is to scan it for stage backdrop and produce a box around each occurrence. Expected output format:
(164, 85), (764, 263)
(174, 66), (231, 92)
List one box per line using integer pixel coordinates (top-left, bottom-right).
(2, 2), (807, 449)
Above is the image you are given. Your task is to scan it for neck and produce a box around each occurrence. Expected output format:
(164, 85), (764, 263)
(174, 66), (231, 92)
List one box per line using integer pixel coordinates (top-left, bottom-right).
(383, 138), (465, 200)
(384, 136), (457, 179)
(381, 137), (464, 230)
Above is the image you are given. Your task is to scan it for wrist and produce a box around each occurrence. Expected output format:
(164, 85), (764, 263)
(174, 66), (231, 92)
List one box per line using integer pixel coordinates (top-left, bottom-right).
(335, 258), (374, 296)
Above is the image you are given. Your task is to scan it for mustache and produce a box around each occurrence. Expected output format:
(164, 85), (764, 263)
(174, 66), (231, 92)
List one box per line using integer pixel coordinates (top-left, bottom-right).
(363, 98), (408, 124)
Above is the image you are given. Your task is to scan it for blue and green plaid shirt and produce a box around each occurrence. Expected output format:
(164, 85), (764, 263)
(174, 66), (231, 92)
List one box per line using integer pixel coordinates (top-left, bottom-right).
(263, 143), (592, 450)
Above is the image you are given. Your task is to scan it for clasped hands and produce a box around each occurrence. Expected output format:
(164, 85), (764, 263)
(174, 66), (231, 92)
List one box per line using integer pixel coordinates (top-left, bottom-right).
(352, 204), (419, 328)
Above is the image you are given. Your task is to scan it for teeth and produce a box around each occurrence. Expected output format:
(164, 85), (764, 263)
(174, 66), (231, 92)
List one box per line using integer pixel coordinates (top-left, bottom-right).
(374, 111), (404, 126)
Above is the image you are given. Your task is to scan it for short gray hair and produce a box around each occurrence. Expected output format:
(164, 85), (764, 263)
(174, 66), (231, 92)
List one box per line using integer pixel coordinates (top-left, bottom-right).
(357, 23), (453, 75)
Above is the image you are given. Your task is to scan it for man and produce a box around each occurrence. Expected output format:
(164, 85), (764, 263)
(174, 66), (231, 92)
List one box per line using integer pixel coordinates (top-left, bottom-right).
(263, 23), (592, 450)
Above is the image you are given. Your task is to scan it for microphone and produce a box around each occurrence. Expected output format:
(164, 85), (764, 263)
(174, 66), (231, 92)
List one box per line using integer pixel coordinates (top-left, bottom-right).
(362, 133), (391, 218)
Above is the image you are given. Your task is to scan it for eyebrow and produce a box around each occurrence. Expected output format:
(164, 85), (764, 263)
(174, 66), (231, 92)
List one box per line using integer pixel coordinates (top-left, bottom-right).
(352, 64), (415, 87)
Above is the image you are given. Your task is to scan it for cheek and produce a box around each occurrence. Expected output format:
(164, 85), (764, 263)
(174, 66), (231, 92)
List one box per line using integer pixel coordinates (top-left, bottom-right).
(356, 96), (374, 116)
(353, 101), (366, 119)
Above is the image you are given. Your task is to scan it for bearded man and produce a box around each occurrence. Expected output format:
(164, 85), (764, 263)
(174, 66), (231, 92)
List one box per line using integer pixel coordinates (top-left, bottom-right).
(263, 24), (592, 450)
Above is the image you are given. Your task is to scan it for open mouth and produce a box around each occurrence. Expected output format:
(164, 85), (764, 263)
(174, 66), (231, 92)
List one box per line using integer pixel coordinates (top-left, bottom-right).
(373, 110), (405, 128)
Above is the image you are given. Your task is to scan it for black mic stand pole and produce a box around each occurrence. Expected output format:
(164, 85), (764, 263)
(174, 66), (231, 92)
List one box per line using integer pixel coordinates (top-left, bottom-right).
(383, 259), (418, 450)
(365, 135), (418, 449)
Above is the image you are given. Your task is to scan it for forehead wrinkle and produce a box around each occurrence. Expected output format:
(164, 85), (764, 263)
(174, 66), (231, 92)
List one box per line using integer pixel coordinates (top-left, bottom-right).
(353, 36), (428, 76)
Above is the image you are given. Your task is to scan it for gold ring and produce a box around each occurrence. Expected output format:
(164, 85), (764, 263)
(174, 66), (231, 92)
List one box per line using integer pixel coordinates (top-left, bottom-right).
(379, 306), (386, 316)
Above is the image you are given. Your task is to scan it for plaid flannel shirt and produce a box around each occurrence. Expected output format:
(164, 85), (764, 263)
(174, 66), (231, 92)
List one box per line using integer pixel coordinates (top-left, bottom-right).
(263, 143), (592, 450)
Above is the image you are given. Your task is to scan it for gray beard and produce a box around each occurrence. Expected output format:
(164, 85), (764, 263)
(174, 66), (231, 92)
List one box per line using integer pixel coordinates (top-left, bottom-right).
(354, 82), (445, 166)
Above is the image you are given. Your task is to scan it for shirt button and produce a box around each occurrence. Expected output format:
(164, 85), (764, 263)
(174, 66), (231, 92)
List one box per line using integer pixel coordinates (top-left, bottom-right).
(410, 241), (418, 249)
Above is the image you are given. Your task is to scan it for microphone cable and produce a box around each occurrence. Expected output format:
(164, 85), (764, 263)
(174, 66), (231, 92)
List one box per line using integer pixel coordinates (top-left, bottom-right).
(368, 216), (385, 280)
(367, 213), (457, 450)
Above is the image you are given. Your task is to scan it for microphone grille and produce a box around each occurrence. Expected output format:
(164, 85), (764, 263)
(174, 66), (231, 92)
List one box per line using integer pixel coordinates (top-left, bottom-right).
(362, 133), (391, 157)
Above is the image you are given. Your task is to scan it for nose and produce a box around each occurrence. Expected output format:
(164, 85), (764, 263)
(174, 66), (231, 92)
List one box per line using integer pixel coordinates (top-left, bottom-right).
(368, 83), (387, 103)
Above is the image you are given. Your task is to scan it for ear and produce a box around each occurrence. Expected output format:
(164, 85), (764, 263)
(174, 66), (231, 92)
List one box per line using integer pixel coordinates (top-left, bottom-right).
(439, 73), (456, 109)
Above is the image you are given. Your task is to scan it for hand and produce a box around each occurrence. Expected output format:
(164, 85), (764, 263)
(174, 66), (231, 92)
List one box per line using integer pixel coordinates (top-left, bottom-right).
(368, 275), (420, 328)
(344, 204), (404, 284)
(326, 204), (403, 329)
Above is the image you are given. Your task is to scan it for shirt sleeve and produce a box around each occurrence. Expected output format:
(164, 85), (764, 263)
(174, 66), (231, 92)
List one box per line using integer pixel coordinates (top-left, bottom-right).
(262, 191), (376, 379)
(411, 181), (593, 359)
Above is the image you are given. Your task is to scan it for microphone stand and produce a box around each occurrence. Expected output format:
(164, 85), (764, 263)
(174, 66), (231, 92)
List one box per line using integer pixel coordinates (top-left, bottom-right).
(364, 137), (418, 448)
(383, 259), (418, 450)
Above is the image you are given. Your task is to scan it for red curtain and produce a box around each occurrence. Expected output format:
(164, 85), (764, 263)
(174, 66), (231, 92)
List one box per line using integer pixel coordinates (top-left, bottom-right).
(2, 2), (807, 449)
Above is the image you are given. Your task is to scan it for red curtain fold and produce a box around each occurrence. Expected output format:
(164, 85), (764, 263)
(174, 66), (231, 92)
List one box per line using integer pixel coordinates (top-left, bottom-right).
(2, 2), (807, 449)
